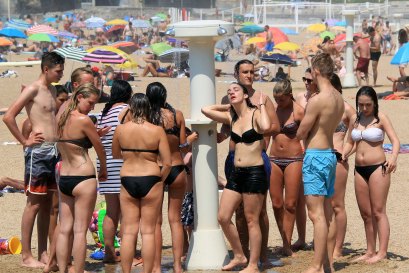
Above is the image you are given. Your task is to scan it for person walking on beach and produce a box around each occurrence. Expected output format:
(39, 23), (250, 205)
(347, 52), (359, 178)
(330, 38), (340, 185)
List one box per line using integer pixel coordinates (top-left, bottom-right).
(353, 36), (370, 86)
(202, 82), (271, 273)
(343, 86), (399, 264)
(296, 53), (344, 273)
(3, 52), (65, 269)
(112, 93), (171, 273)
(97, 80), (133, 263)
(269, 80), (304, 257)
(56, 83), (107, 273)
(368, 27), (382, 86)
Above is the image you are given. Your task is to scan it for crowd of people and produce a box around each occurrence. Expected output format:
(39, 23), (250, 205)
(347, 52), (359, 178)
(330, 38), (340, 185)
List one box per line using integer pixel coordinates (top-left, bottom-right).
(1, 50), (401, 273)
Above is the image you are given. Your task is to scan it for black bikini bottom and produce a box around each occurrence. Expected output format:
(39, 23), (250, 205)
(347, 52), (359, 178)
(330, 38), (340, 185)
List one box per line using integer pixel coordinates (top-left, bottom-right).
(59, 175), (96, 197)
(163, 165), (187, 186)
(355, 162), (386, 182)
(121, 176), (161, 199)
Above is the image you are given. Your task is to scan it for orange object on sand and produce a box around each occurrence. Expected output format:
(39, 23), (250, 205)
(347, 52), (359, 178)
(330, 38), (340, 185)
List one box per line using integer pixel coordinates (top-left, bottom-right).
(383, 94), (402, 100)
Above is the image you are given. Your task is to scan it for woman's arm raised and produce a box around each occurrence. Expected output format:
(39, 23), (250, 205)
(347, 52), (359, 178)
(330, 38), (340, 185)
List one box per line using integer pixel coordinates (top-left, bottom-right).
(201, 104), (231, 124)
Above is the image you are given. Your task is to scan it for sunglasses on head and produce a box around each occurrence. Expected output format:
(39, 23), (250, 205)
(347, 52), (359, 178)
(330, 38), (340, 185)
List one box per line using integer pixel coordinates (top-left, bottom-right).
(302, 77), (313, 84)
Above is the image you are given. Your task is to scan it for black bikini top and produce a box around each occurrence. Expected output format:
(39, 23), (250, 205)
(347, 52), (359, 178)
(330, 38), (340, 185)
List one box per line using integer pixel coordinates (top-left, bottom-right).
(231, 110), (263, 144)
(164, 108), (180, 137)
(335, 120), (348, 133)
(121, 147), (159, 154)
(280, 112), (300, 137)
(59, 137), (93, 149)
(120, 108), (130, 124)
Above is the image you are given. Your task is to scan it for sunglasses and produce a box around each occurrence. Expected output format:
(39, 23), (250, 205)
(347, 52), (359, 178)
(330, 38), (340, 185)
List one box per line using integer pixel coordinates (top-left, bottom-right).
(302, 77), (313, 84)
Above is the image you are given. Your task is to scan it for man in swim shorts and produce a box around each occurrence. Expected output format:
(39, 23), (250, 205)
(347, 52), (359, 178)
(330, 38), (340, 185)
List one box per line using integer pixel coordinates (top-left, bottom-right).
(296, 53), (344, 273)
(353, 35), (370, 86)
(3, 52), (64, 268)
(368, 26), (382, 86)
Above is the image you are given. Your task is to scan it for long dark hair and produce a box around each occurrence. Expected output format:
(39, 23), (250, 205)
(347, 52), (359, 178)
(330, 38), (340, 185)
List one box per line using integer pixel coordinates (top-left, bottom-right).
(355, 86), (380, 125)
(398, 29), (408, 45)
(329, 73), (342, 94)
(129, 93), (151, 123)
(100, 80), (132, 119)
(229, 82), (256, 123)
(146, 81), (175, 126)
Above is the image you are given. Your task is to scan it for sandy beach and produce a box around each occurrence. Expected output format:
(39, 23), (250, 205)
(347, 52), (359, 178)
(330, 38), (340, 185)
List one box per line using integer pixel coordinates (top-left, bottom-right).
(1, 30), (409, 273)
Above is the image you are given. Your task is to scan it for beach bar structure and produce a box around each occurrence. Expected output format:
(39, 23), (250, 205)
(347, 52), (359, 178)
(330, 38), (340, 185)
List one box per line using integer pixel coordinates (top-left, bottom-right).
(170, 20), (234, 270)
(342, 10), (359, 88)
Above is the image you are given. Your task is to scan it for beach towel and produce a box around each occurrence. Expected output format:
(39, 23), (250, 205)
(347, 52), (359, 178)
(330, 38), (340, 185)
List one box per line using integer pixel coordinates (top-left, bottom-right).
(383, 144), (409, 154)
(383, 94), (402, 100)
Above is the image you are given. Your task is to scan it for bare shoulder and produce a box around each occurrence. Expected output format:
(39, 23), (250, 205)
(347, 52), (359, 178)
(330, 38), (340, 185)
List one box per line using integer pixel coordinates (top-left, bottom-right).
(378, 111), (390, 123)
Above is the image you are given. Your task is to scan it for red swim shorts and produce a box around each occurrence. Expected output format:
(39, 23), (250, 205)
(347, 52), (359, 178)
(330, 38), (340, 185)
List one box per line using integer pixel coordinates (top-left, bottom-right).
(356, 57), (370, 74)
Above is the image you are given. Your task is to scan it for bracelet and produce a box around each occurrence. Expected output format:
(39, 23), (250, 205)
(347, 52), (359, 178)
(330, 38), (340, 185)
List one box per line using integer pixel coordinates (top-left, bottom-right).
(179, 141), (190, 148)
(259, 103), (265, 106)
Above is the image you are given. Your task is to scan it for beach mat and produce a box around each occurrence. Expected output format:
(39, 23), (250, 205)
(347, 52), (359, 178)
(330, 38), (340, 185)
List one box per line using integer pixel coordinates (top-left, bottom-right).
(383, 144), (409, 154)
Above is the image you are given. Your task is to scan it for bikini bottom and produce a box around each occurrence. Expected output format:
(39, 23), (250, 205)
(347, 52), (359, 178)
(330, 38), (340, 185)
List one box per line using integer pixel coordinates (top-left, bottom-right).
(59, 175), (96, 197)
(354, 162), (386, 182)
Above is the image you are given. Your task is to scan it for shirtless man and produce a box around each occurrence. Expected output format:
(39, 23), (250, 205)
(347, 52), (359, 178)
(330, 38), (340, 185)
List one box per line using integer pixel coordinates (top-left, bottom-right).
(368, 26), (382, 86)
(3, 52), (65, 268)
(218, 59), (280, 268)
(353, 36), (370, 86)
(296, 53), (344, 273)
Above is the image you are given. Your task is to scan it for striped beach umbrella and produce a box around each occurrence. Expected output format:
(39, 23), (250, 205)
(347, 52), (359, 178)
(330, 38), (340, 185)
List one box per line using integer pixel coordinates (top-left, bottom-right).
(27, 25), (59, 36)
(0, 27), (27, 39)
(58, 31), (78, 39)
(54, 47), (87, 62)
(82, 50), (126, 64)
(5, 19), (32, 30)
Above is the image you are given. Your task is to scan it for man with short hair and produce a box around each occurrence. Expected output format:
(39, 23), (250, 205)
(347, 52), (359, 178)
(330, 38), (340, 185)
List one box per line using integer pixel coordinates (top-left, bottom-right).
(353, 35), (370, 86)
(3, 52), (65, 268)
(368, 26), (382, 86)
(264, 25), (274, 52)
(296, 53), (344, 273)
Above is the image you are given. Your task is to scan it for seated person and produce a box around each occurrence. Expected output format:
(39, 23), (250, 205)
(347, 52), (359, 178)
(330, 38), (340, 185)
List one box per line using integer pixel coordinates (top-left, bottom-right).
(273, 66), (288, 81)
(378, 76), (409, 99)
(252, 59), (271, 81)
(141, 53), (172, 77)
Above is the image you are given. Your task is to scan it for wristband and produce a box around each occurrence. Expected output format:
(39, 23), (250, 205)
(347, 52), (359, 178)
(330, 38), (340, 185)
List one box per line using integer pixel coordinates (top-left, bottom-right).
(179, 141), (190, 148)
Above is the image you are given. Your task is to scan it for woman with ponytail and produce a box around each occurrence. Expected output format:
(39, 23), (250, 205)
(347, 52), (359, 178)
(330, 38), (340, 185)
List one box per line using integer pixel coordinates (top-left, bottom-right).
(56, 83), (107, 273)
(97, 80), (133, 263)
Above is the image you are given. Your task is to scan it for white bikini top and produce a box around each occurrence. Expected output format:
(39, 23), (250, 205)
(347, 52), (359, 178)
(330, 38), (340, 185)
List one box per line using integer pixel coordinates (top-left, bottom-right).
(351, 127), (384, 142)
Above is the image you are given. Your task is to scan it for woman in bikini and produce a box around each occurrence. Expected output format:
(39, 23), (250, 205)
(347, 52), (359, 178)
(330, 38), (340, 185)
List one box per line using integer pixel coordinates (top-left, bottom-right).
(202, 82), (271, 273)
(343, 86), (399, 263)
(146, 82), (195, 273)
(329, 74), (356, 259)
(112, 93), (171, 273)
(269, 79), (304, 256)
(56, 83), (107, 273)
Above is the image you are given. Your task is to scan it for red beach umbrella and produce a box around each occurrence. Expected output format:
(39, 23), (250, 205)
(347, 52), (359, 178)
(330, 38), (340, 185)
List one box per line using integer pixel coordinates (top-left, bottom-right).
(27, 24), (59, 36)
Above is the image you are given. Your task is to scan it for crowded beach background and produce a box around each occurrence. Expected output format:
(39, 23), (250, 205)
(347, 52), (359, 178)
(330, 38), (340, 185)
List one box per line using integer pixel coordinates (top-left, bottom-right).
(1, 1), (409, 272)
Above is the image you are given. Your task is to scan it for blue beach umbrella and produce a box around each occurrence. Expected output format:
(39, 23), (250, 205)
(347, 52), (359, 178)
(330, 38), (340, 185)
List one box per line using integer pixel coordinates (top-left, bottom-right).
(44, 17), (57, 23)
(238, 25), (264, 35)
(0, 27), (27, 38)
(261, 53), (294, 65)
(5, 19), (32, 30)
(391, 42), (409, 65)
(131, 19), (151, 28)
(85, 17), (106, 29)
(335, 21), (347, 27)
(280, 28), (298, 35)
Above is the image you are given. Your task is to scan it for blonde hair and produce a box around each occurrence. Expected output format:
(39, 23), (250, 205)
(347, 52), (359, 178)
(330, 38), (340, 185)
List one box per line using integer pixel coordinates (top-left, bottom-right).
(71, 67), (93, 86)
(311, 53), (334, 78)
(273, 79), (292, 96)
(58, 83), (100, 136)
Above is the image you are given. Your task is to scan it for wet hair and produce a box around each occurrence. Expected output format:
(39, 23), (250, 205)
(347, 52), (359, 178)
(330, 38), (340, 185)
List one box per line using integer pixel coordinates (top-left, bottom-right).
(355, 86), (380, 125)
(311, 53), (334, 78)
(329, 73), (342, 94)
(70, 67), (93, 87)
(54, 85), (68, 97)
(234, 59), (254, 78)
(41, 52), (65, 72)
(367, 26), (375, 33)
(100, 80), (133, 119)
(398, 29), (408, 45)
(273, 79), (294, 100)
(129, 93), (151, 123)
(58, 83), (100, 136)
(229, 82), (256, 123)
(145, 81), (175, 126)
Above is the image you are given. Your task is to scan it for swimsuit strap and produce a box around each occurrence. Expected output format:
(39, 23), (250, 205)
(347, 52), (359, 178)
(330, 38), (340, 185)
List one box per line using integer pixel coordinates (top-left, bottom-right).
(120, 108), (130, 124)
(121, 147), (159, 154)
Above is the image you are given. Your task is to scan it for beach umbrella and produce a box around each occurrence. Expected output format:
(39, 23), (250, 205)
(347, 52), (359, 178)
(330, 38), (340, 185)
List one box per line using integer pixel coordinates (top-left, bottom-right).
(116, 60), (138, 69)
(54, 47), (87, 62)
(85, 17), (106, 28)
(307, 23), (326, 33)
(274, 42), (300, 51)
(58, 31), (78, 39)
(0, 27), (27, 38)
(261, 53), (294, 65)
(215, 35), (241, 50)
(150, 42), (173, 55)
(5, 19), (32, 30)
(111, 41), (138, 54)
(106, 25), (125, 33)
(87, 46), (134, 63)
(82, 50), (126, 64)
(155, 13), (167, 20)
(241, 22), (255, 26)
(391, 42), (409, 65)
(0, 37), (12, 46)
(267, 27), (289, 44)
(280, 28), (298, 35)
(28, 33), (59, 43)
(335, 21), (347, 27)
(131, 19), (151, 29)
(238, 25), (264, 35)
(320, 31), (335, 40)
(325, 19), (338, 27)
(150, 16), (162, 23)
(245, 37), (265, 45)
(158, 48), (189, 63)
(106, 19), (128, 26)
(234, 14), (245, 22)
(44, 17), (57, 23)
(27, 25), (59, 36)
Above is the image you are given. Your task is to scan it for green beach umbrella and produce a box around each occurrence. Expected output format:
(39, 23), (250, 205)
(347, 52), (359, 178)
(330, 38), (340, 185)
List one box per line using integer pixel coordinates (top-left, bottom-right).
(320, 31), (335, 40)
(150, 42), (173, 56)
(241, 22), (255, 26)
(155, 13), (167, 20)
(28, 33), (59, 42)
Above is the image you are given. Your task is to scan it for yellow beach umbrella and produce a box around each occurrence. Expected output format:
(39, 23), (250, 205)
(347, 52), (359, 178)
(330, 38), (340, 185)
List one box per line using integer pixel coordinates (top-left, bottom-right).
(87, 45), (131, 59)
(306, 23), (326, 33)
(274, 42), (300, 51)
(116, 60), (138, 69)
(106, 19), (128, 26)
(245, 37), (266, 45)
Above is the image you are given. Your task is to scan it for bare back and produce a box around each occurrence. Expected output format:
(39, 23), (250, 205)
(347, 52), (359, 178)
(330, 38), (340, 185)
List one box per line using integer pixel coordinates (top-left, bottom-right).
(356, 40), (370, 59)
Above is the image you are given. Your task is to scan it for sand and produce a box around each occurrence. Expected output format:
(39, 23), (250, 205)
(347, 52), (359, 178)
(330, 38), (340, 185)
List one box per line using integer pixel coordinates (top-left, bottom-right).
(1, 31), (409, 273)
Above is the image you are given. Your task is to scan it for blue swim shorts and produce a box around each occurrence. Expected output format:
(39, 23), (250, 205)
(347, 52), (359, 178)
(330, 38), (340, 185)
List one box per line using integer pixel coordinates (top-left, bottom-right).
(302, 149), (336, 198)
